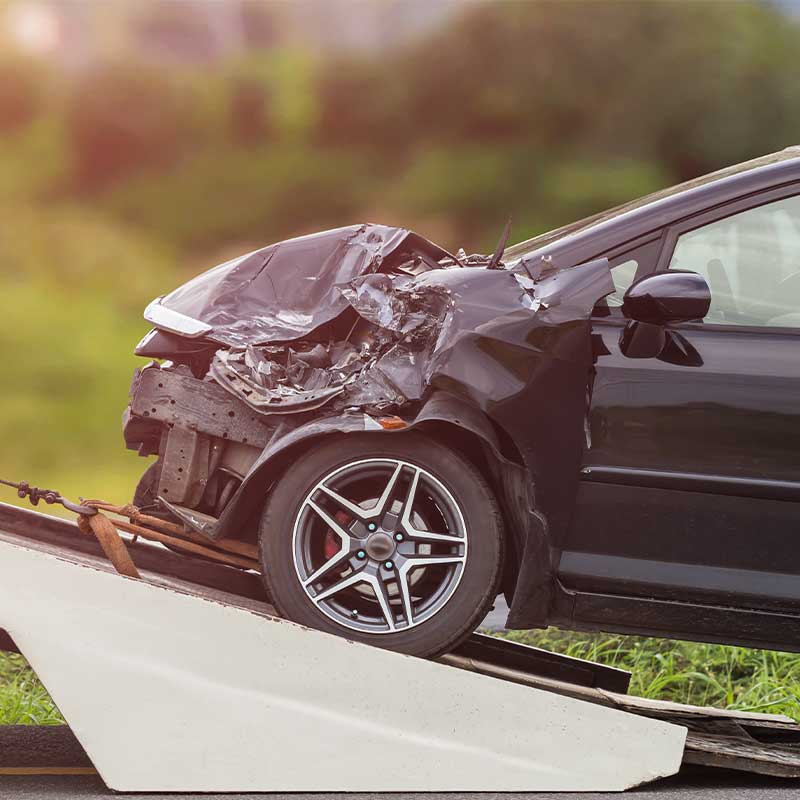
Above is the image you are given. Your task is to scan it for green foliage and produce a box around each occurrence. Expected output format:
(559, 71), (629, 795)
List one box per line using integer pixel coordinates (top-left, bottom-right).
(0, 654), (63, 725)
(0, 53), (46, 133)
(103, 144), (370, 252)
(500, 629), (800, 720)
(65, 60), (199, 191)
(388, 147), (521, 234)
(0, 278), (153, 504)
(0, 204), (174, 307)
(0, 206), (169, 506)
(260, 49), (319, 143)
(0, 116), (69, 202)
(8, 0), (793, 252)
(539, 159), (670, 229)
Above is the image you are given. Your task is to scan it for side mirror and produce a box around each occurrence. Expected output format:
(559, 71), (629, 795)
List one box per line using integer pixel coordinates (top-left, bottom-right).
(622, 270), (711, 325)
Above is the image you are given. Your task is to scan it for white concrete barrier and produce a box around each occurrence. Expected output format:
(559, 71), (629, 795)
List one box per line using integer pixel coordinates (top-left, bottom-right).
(0, 536), (686, 792)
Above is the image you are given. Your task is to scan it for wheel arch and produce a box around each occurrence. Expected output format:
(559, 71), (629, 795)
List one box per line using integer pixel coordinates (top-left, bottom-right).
(216, 393), (527, 607)
(410, 417), (525, 605)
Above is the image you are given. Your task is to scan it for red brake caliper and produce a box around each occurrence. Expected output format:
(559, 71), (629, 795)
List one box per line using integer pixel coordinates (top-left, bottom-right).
(324, 511), (351, 560)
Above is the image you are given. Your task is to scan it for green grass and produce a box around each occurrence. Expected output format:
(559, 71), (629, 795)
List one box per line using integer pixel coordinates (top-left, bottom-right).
(0, 653), (63, 725)
(499, 629), (800, 720)
(3, 630), (800, 725)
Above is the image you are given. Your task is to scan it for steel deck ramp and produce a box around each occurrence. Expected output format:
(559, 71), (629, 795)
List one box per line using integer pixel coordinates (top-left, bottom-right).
(0, 501), (797, 791)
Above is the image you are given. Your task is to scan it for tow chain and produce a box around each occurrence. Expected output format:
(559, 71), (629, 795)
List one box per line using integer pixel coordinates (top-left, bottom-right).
(0, 478), (97, 516)
(0, 476), (260, 579)
(0, 477), (141, 577)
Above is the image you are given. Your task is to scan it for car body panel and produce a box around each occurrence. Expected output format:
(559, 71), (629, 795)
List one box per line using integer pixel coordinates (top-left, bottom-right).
(126, 148), (800, 650)
(552, 153), (800, 647)
(156, 224), (455, 347)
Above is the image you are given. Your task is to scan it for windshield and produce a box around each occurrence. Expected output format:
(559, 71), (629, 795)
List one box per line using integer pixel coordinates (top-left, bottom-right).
(505, 149), (800, 261)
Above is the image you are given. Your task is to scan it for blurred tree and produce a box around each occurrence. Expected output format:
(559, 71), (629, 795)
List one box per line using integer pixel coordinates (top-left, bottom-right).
(0, 53), (44, 133)
(316, 56), (403, 149)
(0, 117), (69, 202)
(65, 60), (195, 190)
(317, 0), (800, 182)
(385, 146), (523, 244)
(319, 0), (800, 248)
(240, 0), (279, 49)
(229, 75), (272, 144)
(103, 145), (368, 252)
(7, 0), (800, 518)
(132, 1), (215, 64)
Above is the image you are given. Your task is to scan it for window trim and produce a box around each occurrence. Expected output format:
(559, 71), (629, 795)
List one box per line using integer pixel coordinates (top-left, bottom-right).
(591, 231), (666, 317)
(672, 320), (800, 337)
(656, 181), (800, 269)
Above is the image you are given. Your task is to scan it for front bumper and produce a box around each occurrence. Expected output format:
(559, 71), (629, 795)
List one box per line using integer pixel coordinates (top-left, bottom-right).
(123, 368), (162, 455)
(123, 364), (275, 454)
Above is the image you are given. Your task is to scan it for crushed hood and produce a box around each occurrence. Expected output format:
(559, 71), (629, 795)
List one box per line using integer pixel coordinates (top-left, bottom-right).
(141, 223), (617, 625)
(155, 224), (454, 347)
(147, 220), (615, 432)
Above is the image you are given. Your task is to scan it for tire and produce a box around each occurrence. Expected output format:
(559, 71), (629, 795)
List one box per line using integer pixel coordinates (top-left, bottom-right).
(133, 461), (161, 510)
(259, 432), (504, 658)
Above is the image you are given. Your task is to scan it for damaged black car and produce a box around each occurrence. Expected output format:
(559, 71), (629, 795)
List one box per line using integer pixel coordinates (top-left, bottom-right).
(125, 148), (800, 658)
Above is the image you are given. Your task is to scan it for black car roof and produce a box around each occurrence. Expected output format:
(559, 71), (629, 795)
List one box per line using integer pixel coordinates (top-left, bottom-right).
(506, 148), (800, 268)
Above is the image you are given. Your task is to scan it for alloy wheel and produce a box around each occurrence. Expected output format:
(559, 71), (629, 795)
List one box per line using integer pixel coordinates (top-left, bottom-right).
(292, 458), (468, 634)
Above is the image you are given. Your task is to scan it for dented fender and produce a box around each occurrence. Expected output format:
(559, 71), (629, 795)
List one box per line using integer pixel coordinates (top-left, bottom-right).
(214, 389), (551, 628)
(214, 391), (507, 541)
(136, 223), (616, 629)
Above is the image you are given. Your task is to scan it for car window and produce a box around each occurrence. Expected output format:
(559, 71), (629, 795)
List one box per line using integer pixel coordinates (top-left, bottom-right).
(668, 195), (800, 328)
(597, 238), (662, 311)
(606, 259), (639, 307)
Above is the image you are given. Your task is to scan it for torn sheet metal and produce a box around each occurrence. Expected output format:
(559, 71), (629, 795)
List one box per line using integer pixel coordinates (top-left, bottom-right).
(207, 259), (606, 417)
(134, 222), (614, 630)
(209, 270), (455, 413)
(153, 224), (454, 346)
(342, 258), (614, 627)
(210, 342), (356, 413)
(206, 255), (613, 628)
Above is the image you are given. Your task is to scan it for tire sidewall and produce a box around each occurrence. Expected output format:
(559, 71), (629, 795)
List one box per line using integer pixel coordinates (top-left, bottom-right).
(260, 432), (503, 657)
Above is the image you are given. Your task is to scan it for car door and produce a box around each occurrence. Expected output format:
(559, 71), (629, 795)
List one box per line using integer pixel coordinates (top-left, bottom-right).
(560, 186), (800, 613)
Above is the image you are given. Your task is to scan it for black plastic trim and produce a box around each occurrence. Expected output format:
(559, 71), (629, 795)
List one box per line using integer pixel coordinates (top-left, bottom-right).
(580, 466), (800, 503)
(559, 551), (800, 609)
(550, 580), (800, 654)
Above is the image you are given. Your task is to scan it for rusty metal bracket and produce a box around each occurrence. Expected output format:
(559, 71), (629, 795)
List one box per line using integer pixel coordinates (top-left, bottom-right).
(0, 477), (258, 578)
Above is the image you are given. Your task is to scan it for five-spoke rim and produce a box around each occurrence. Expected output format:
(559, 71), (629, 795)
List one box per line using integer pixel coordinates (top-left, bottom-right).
(292, 458), (468, 634)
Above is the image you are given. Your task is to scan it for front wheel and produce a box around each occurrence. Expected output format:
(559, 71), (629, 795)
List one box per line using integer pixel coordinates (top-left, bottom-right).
(259, 433), (504, 657)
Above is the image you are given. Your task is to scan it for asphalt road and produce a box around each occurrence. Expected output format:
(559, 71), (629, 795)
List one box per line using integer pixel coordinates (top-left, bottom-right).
(0, 726), (798, 799)
(1, 770), (799, 799)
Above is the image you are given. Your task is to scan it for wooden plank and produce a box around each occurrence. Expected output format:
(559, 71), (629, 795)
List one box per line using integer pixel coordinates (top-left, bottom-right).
(684, 732), (800, 778)
(0, 767), (97, 776)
